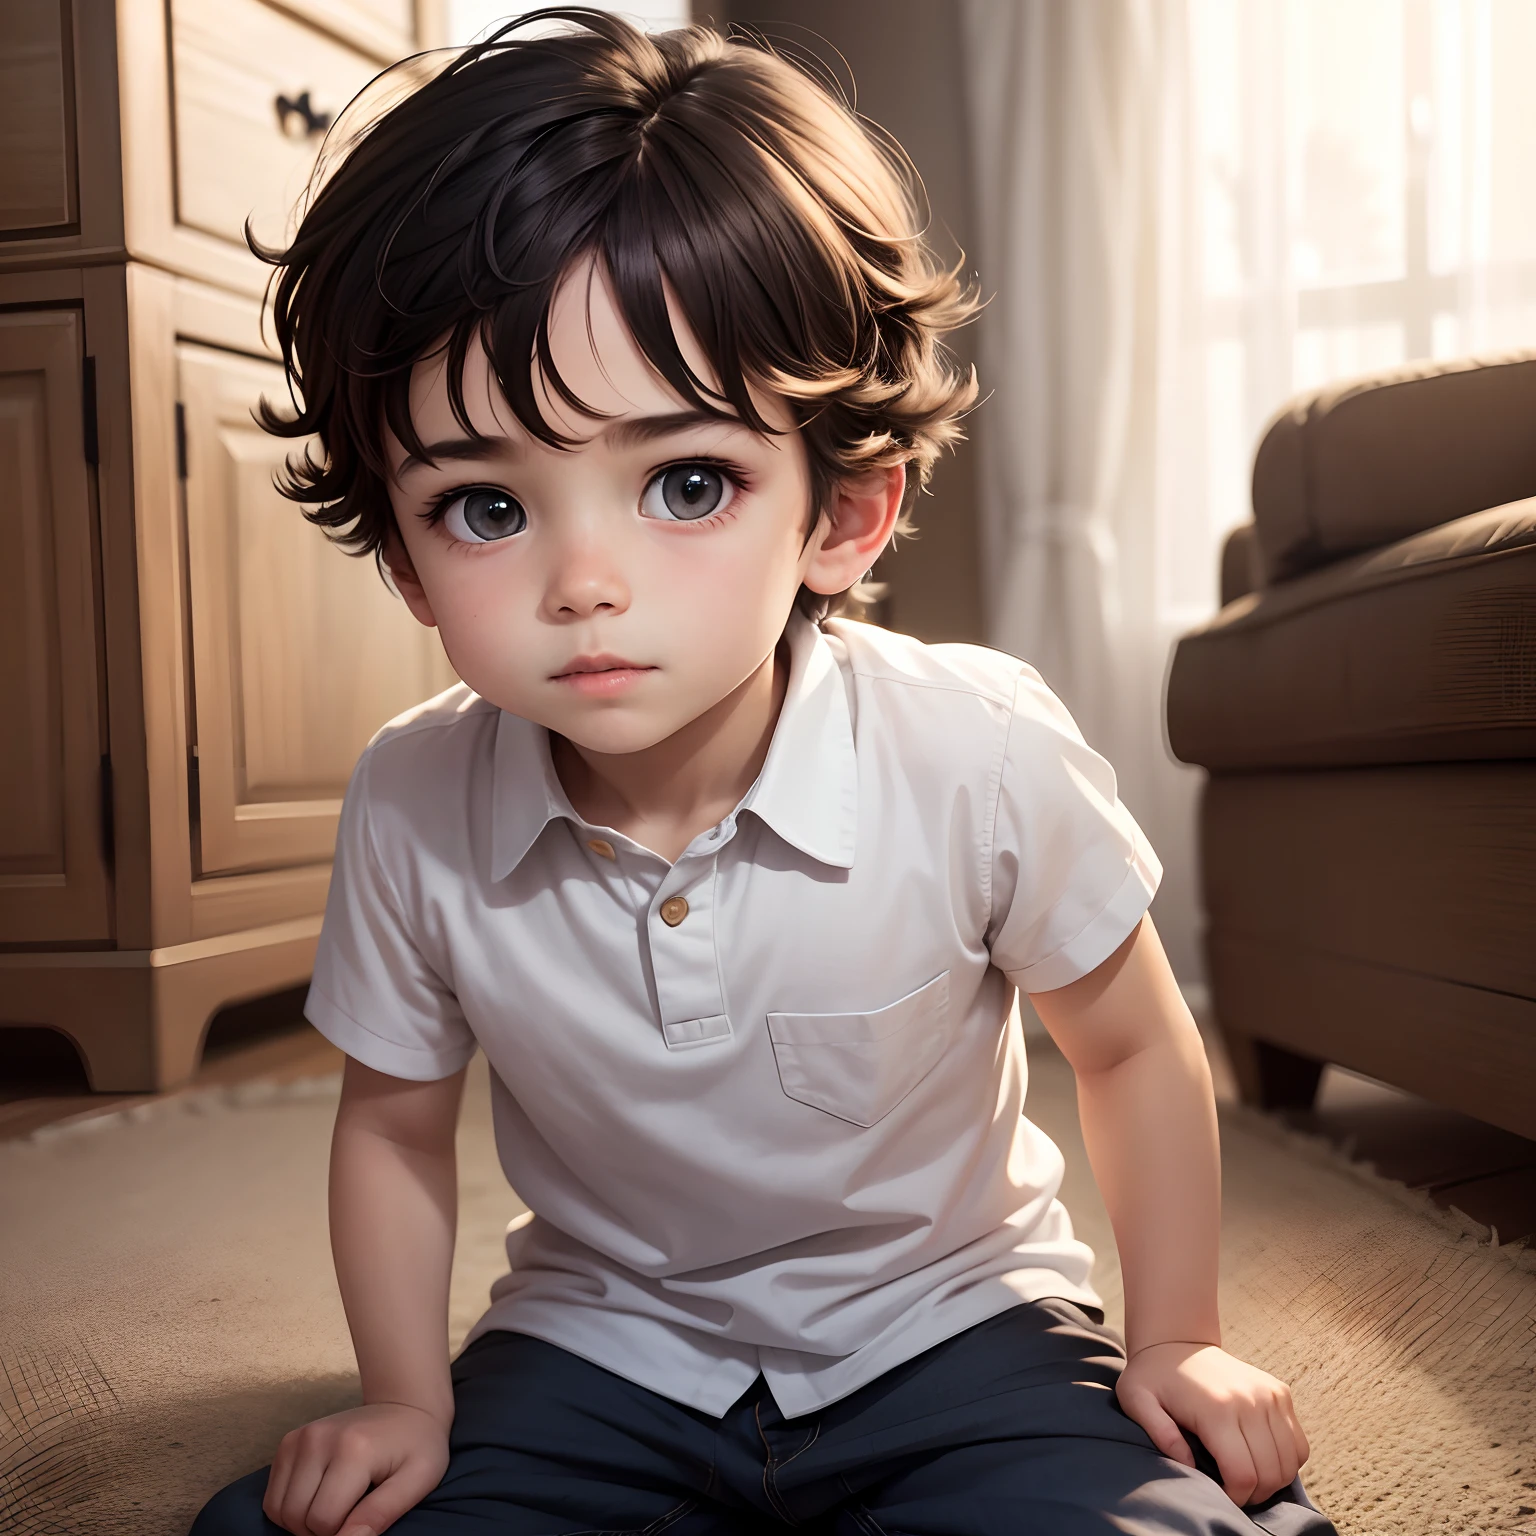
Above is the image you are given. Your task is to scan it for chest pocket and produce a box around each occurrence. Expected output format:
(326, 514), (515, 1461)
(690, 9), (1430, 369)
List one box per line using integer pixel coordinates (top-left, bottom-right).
(766, 971), (952, 1127)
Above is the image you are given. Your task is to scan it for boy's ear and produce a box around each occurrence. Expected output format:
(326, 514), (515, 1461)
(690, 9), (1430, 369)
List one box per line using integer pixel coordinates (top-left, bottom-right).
(382, 522), (439, 629)
(802, 463), (906, 598)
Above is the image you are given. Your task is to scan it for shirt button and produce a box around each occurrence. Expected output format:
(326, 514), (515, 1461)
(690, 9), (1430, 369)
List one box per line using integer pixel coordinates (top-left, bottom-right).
(586, 839), (616, 860)
(659, 895), (689, 926)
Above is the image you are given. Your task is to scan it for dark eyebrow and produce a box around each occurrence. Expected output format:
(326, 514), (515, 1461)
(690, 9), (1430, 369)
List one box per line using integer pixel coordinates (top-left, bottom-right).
(602, 409), (754, 449)
(395, 409), (755, 479)
(396, 436), (511, 479)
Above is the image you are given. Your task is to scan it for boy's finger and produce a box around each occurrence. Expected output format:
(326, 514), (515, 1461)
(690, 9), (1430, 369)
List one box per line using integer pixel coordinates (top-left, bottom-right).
(1287, 1403), (1311, 1466)
(1199, 1420), (1258, 1508)
(1119, 1387), (1196, 1467)
(338, 1461), (442, 1536)
(271, 1441), (331, 1534)
(1265, 1402), (1302, 1485)
(263, 1434), (312, 1528)
(304, 1458), (375, 1536)
(1237, 1407), (1285, 1502)
(261, 1457), (291, 1527)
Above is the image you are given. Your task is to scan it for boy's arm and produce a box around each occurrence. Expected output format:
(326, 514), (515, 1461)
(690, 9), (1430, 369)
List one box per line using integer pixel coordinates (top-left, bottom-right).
(263, 1055), (466, 1536)
(1029, 916), (1310, 1508)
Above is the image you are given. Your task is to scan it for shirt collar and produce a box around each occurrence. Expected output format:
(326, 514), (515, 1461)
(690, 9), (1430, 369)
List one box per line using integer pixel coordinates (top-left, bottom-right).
(489, 613), (858, 882)
(490, 710), (573, 883)
(739, 613), (858, 869)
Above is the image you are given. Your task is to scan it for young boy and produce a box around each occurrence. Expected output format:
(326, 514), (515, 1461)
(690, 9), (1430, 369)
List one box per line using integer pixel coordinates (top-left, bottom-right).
(193, 12), (1335, 1535)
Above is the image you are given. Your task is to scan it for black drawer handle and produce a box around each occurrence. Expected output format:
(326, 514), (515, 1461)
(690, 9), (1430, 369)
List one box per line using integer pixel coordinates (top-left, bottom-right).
(275, 91), (332, 140)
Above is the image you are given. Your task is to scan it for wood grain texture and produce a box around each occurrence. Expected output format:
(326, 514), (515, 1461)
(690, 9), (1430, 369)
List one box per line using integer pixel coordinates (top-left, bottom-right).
(188, 861), (333, 939)
(112, 0), (425, 297)
(0, 916), (322, 1089)
(264, 0), (417, 61)
(170, 0), (381, 259)
(81, 263), (153, 948)
(123, 261), (196, 946)
(0, 308), (112, 944)
(178, 339), (456, 876)
(0, 0), (126, 275)
(0, 0), (75, 233)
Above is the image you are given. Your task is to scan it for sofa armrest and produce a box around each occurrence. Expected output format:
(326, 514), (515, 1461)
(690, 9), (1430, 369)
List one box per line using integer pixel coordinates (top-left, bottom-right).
(1220, 522), (1263, 606)
(1168, 499), (1536, 770)
(1253, 349), (1536, 583)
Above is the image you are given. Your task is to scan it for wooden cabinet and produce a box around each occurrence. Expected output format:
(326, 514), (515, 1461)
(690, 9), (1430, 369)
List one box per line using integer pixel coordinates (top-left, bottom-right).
(0, 0), (453, 1091)
(179, 340), (455, 878)
(0, 309), (112, 946)
(169, 0), (385, 262)
(0, 5), (76, 236)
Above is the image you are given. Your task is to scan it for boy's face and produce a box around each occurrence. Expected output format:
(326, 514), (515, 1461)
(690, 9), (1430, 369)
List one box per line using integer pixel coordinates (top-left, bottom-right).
(382, 260), (894, 756)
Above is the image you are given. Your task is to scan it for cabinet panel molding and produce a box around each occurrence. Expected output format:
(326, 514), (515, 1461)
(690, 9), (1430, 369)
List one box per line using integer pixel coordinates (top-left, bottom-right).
(178, 339), (455, 876)
(124, 261), (196, 945)
(189, 861), (332, 939)
(0, 0), (77, 235)
(0, 307), (112, 942)
(0, 0), (125, 274)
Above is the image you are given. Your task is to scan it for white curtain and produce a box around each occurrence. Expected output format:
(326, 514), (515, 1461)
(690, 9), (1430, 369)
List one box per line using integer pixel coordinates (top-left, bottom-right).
(961, 0), (1536, 987)
(961, 0), (1206, 981)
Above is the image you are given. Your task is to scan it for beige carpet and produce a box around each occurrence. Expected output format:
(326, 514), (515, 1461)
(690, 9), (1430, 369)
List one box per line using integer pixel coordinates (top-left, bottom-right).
(2, 1047), (1534, 1536)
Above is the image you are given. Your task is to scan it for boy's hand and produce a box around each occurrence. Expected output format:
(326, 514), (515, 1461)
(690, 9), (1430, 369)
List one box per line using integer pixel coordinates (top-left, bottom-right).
(262, 1401), (450, 1536)
(1115, 1342), (1310, 1508)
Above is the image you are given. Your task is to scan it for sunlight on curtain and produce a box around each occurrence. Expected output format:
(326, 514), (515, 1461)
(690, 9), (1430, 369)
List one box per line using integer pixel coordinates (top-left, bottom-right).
(964, 0), (1536, 983)
(1177, 0), (1536, 624)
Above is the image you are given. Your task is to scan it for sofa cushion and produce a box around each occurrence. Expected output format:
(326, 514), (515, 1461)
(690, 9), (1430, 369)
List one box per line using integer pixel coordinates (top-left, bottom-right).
(1253, 350), (1536, 582)
(1200, 766), (1536, 1004)
(1167, 500), (1536, 769)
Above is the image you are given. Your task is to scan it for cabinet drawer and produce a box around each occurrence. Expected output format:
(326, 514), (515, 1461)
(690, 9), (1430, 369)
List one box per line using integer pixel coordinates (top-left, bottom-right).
(271, 0), (419, 60)
(169, 0), (381, 259)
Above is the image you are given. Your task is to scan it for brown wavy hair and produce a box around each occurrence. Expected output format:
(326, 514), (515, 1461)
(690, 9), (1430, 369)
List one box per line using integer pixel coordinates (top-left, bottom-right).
(256, 8), (979, 616)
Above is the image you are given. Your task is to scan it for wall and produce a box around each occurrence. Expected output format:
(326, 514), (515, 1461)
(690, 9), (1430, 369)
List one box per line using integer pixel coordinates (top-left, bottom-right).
(707, 0), (986, 643)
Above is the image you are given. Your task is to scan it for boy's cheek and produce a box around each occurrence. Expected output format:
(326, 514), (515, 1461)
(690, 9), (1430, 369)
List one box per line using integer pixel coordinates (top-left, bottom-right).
(420, 535), (796, 729)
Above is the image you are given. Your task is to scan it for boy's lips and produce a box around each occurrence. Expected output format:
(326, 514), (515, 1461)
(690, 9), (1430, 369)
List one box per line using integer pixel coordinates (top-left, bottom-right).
(552, 654), (657, 698)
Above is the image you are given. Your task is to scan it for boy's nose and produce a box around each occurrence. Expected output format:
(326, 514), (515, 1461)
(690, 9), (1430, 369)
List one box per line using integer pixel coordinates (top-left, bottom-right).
(541, 540), (631, 621)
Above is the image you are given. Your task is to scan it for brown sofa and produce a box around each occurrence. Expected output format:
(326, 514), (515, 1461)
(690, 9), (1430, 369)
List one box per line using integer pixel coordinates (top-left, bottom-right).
(1166, 352), (1536, 1141)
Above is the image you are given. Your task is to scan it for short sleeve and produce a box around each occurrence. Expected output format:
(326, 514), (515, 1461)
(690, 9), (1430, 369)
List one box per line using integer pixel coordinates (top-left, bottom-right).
(986, 667), (1162, 993)
(305, 749), (476, 1080)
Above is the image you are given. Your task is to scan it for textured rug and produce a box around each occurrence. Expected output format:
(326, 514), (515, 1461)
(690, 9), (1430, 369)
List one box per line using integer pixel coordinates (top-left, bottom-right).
(2, 1045), (1533, 1536)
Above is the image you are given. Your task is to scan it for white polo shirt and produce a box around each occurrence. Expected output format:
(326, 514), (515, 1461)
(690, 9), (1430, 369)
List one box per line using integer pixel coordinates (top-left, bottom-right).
(306, 615), (1160, 1417)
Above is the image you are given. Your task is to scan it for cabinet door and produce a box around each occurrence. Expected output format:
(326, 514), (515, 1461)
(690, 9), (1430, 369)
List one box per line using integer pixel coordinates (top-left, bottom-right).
(0, 309), (111, 943)
(170, 0), (382, 258)
(178, 341), (456, 876)
(0, 1), (76, 238)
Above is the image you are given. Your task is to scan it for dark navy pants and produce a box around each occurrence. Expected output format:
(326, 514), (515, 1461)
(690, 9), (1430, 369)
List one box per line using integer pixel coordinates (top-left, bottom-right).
(191, 1300), (1336, 1535)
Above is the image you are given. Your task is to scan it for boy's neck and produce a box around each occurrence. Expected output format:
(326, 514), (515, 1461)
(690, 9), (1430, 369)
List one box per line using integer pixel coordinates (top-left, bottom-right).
(551, 642), (789, 864)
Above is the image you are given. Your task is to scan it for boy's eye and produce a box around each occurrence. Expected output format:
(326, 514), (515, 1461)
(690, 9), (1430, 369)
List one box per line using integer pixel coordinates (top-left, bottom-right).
(640, 464), (735, 522)
(441, 488), (527, 543)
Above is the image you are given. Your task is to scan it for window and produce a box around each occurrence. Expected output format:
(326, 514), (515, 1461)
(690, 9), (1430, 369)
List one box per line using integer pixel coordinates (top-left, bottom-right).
(1168, 0), (1536, 618)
